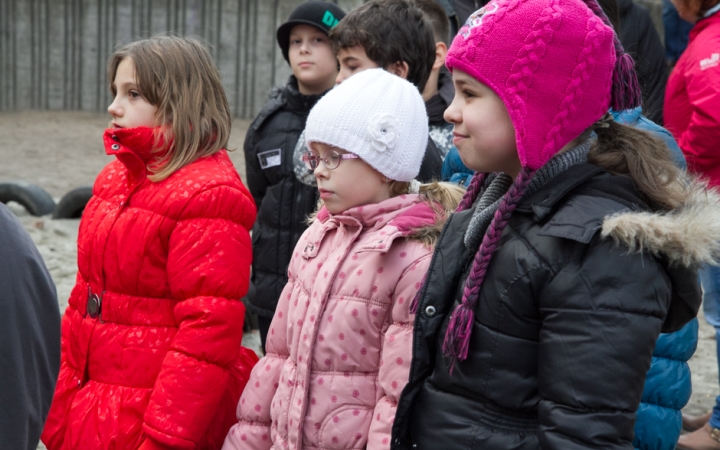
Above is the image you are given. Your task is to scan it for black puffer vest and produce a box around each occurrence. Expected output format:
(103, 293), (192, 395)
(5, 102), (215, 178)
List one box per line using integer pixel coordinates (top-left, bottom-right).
(244, 76), (325, 318)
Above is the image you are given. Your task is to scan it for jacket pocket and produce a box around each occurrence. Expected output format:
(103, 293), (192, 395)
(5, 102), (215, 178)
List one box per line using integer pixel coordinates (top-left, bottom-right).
(319, 405), (373, 449)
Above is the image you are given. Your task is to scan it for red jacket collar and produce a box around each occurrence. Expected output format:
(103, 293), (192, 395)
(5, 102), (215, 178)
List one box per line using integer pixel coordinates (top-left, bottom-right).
(103, 126), (167, 187)
(691, 10), (720, 41)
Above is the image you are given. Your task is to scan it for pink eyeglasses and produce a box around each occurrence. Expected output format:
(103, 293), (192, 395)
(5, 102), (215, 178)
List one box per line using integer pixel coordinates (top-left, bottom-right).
(302, 149), (360, 171)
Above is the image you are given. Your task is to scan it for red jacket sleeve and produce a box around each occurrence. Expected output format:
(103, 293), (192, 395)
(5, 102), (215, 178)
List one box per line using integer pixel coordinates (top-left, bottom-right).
(675, 54), (720, 177)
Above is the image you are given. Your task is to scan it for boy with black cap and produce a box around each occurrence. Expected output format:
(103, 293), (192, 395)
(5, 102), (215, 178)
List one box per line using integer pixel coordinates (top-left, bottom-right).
(244, 0), (346, 350)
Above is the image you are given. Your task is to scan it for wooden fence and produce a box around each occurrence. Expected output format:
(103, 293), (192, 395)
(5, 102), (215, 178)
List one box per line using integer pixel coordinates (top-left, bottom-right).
(0, 0), (664, 118)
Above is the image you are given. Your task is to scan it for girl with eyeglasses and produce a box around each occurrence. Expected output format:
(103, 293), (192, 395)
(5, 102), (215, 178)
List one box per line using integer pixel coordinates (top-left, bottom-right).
(224, 68), (463, 450)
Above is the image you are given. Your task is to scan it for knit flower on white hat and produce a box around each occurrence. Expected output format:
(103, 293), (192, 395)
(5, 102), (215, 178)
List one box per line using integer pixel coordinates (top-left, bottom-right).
(368, 113), (399, 153)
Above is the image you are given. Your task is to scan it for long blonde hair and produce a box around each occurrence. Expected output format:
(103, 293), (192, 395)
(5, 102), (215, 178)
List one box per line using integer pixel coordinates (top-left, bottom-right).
(108, 35), (232, 182)
(389, 180), (466, 247)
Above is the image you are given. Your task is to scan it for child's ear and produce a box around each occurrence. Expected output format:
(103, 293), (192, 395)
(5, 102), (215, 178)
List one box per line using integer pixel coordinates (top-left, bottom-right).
(433, 42), (448, 71)
(388, 61), (410, 80)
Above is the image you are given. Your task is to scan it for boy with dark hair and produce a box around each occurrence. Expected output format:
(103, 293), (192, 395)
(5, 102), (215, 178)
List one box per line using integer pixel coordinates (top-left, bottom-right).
(414, 0), (455, 158)
(245, 0), (346, 350)
(329, 0), (443, 181)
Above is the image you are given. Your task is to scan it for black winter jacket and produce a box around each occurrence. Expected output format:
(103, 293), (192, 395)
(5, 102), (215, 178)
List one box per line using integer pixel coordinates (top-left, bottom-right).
(245, 76), (324, 318)
(0, 204), (60, 450)
(618, 0), (668, 125)
(392, 164), (702, 450)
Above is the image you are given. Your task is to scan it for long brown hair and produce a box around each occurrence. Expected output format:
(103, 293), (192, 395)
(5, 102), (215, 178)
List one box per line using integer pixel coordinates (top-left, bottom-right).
(588, 117), (688, 210)
(108, 35), (232, 182)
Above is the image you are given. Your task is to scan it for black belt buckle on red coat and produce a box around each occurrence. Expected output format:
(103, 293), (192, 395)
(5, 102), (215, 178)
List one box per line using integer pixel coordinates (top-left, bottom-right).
(86, 286), (104, 320)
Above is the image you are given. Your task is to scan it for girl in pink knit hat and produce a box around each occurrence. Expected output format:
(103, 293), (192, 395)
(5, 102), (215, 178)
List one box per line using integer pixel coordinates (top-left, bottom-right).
(390, 0), (720, 449)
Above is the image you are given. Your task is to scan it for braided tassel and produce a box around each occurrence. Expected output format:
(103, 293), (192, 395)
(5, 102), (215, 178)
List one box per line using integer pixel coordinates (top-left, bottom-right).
(456, 172), (486, 212)
(442, 301), (475, 361)
(442, 167), (535, 372)
(582, 0), (642, 111)
(611, 52), (642, 111)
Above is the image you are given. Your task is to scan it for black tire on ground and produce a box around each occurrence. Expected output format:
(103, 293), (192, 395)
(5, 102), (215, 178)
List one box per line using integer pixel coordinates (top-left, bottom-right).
(0, 181), (56, 216)
(53, 186), (93, 219)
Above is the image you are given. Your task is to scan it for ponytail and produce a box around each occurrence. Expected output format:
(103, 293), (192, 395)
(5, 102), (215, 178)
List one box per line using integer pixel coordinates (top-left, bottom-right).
(588, 115), (688, 211)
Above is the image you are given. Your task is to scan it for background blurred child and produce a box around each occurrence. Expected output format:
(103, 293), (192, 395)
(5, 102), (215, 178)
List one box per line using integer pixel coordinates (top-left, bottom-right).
(245, 1), (346, 350)
(41, 36), (258, 450)
(415, 0), (456, 159)
(330, 0), (443, 181)
(224, 69), (463, 450)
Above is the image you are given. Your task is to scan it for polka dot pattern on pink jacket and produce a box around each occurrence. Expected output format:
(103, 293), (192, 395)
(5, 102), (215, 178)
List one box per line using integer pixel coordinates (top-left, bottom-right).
(224, 195), (436, 450)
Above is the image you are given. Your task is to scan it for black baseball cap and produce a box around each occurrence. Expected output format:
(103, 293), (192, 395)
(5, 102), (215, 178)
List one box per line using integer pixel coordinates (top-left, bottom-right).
(276, 1), (347, 62)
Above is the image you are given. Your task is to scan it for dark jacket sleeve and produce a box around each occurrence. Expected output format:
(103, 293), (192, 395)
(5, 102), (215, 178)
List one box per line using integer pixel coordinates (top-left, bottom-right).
(536, 236), (669, 449)
(244, 121), (268, 211)
(620, 5), (669, 125)
(0, 204), (60, 450)
(417, 137), (443, 183)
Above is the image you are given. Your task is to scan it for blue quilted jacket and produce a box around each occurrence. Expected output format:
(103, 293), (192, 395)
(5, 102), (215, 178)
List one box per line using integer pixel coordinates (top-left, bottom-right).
(633, 319), (698, 450)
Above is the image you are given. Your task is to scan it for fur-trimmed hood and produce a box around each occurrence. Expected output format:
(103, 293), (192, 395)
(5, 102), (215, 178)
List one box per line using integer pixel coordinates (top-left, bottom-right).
(602, 184), (720, 268)
(516, 164), (709, 333)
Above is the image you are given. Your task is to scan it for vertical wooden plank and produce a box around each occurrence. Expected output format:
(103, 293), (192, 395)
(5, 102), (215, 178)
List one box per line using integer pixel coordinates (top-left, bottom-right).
(78, 0), (84, 109)
(0, 0), (5, 109)
(12, 0), (17, 109)
(95, 0), (103, 110)
(46, 0), (62, 109)
(232, 0), (243, 118)
(44, 0), (50, 108)
(31, 0), (37, 108)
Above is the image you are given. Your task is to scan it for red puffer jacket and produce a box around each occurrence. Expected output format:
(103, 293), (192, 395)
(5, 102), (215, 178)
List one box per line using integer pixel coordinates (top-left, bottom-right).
(41, 126), (259, 450)
(665, 11), (720, 187)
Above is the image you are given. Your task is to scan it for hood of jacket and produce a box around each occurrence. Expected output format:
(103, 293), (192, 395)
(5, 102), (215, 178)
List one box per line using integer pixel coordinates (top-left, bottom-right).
(601, 181), (720, 267)
(304, 194), (438, 259)
(602, 181), (719, 331)
(518, 164), (713, 332)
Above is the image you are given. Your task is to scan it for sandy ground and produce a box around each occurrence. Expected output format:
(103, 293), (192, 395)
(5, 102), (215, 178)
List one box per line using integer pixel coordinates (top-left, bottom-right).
(0, 111), (715, 449)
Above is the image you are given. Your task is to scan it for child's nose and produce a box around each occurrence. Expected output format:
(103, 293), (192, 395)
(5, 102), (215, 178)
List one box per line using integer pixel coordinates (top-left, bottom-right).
(313, 161), (328, 178)
(108, 98), (122, 117)
(444, 96), (461, 124)
(335, 70), (346, 85)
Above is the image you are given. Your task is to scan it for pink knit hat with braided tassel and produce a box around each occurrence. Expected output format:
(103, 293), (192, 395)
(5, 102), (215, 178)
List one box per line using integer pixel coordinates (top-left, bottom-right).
(437, 0), (642, 367)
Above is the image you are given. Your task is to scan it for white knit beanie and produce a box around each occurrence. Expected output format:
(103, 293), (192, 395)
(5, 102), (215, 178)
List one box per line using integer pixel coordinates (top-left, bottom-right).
(305, 68), (429, 182)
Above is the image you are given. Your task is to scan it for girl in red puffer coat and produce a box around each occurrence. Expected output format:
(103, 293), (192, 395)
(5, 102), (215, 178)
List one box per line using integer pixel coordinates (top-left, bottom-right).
(41, 36), (259, 450)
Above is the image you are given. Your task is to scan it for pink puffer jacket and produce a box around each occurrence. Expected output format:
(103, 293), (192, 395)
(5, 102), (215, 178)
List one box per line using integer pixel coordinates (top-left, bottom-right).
(224, 195), (437, 450)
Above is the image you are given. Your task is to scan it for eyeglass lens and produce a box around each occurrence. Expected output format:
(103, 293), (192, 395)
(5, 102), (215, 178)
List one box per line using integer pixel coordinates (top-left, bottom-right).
(303, 150), (342, 170)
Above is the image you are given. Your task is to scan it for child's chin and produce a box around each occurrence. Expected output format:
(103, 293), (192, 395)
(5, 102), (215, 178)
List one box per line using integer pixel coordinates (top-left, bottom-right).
(324, 203), (345, 215)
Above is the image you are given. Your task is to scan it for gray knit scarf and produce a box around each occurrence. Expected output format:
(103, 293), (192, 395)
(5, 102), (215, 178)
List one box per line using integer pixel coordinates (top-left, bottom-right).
(464, 140), (593, 249)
